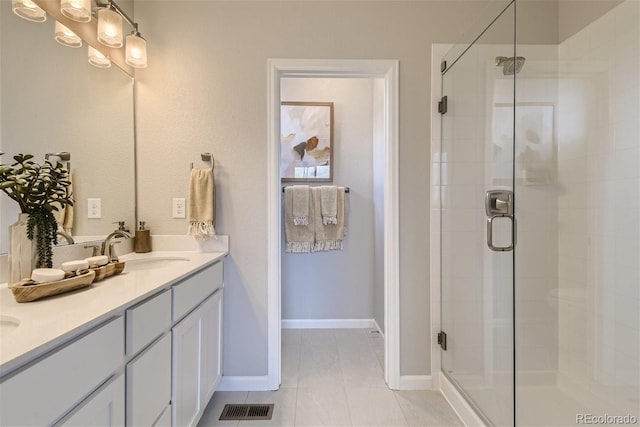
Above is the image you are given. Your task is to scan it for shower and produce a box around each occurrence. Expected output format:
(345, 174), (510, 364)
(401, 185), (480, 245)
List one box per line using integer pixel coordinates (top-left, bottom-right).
(495, 56), (525, 75)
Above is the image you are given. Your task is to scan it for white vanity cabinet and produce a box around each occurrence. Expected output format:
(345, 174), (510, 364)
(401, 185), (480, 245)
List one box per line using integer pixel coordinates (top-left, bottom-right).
(0, 254), (225, 427)
(60, 374), (125, 427)
(125, 289), (172, 427)
(0, 316), (124, 426)
(172, 262), (224, 427)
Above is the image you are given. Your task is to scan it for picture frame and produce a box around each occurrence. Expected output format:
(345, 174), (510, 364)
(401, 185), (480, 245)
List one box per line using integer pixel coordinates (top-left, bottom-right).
(280, 101), (334, 182)
(492, 102), (556, 185)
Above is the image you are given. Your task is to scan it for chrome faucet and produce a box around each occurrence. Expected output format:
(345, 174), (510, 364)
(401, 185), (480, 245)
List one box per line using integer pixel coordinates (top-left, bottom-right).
(56, 230), (75, 245)
(101, 230), (133, 260)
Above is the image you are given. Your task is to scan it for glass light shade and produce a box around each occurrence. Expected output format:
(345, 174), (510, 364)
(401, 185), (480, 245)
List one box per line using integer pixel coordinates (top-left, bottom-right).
(55, 21), (82, 48)
(125, 33), (147, 68)
(97, 7), (123, 48)
(12, 0), (46, 22)
(88, 46), (111, 68)
(60, 0), (91, 23)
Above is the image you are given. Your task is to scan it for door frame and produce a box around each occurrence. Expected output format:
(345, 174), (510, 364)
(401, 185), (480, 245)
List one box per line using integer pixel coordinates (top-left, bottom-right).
(266, 58), (400, 390)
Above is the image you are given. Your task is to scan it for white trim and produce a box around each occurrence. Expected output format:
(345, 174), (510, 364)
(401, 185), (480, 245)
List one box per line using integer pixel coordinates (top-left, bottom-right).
(217, 376), (271, 392)
(282, 319), (378, 329)
(439, 372), (487, 427)
(267, 58), (400, 392)
(398, 375), (433, 390)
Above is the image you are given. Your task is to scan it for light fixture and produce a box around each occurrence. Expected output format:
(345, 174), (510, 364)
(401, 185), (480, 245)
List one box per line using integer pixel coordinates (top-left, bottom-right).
(55, 21), (83, 48)
(125, 29), (147, 68)
(12, 0), (46, 22)
(60, 0), (91, 23)
(96, 0), (148, 69)
(88, 46), (111, 68)
(97, 5), (123, 48)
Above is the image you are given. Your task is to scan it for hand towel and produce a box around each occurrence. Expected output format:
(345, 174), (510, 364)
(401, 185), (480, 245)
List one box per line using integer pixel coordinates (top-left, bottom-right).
(312, 186), (345, 251)
(319, 185), (338, 225)
(285, 186), (314, 253)
(188, 168), (216, 239)
(53, 172), (74, 233)
(290, 185), (310, 226)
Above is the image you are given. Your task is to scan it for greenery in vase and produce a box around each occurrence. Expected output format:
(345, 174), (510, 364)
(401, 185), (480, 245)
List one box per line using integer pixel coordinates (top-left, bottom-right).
(0, 153), (73, 268)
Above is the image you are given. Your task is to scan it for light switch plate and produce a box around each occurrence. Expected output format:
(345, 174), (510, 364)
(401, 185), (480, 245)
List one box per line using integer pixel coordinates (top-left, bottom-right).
(88, 198), (101, 219)
(173, 198), (186, 218)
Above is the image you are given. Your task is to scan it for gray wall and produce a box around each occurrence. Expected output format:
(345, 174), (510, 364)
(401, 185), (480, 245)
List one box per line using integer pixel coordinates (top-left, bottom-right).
(134, 0), (559, 379)
(281, 77), (380, 323)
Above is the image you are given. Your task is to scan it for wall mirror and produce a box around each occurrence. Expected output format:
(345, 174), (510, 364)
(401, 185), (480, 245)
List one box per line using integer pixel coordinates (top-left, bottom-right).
(0, 0), (136, 253)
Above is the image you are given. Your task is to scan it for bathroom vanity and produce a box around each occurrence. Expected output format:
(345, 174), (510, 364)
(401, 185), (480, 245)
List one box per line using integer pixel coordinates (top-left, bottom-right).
(0, 249), (226, 427)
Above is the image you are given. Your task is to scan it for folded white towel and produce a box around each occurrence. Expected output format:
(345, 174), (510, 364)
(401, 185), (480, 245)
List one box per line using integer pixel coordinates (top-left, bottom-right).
(320, 185), (338, 225)
(285, 186), (314, 252)
(290, 185), (310, 226)
(188, 168), (216, 239)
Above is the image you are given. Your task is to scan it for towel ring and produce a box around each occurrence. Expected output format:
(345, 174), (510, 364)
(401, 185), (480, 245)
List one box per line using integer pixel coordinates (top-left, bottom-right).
(190, 152), (214, 170)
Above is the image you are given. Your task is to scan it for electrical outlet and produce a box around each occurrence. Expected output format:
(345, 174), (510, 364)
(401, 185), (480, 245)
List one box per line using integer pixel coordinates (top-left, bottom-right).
(173, 198), (186, 218)
(88, 198), (101, 219)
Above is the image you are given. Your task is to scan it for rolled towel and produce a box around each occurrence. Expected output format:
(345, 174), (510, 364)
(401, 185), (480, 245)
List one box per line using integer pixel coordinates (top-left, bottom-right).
(320, 185), (338, 225)
(188, 168), (216, 239)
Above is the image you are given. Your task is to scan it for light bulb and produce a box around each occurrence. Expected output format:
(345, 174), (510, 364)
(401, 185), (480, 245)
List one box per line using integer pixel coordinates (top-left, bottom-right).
(60, 0), (90, 23)
(97, 7), (123, 48)
(12, 0), (47, 22)
(125, 33), (147, 68)
(88, 46), (111, 68)
(55, 21), (82, 48)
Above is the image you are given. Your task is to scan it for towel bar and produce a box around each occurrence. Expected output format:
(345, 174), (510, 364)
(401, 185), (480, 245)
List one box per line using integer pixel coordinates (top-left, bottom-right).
(282, 186), (349, 193)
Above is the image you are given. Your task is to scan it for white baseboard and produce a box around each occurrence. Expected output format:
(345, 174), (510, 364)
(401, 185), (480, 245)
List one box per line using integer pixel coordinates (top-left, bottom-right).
(398, 375), (433, 390)
(217, 375), (274, 391)
(282, 318), (378, 329)
(439, 372), (486, 427)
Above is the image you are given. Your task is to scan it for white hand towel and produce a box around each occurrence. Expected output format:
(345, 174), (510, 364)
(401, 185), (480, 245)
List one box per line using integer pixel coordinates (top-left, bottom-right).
(188, 168), (216, 239)
(320, 185), (338, 225)
(285, 186), (314, 253)
(290, 185), (310, 226)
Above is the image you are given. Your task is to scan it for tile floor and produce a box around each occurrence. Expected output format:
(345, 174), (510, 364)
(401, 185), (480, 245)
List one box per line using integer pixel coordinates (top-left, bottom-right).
(197, 328), (462, 426)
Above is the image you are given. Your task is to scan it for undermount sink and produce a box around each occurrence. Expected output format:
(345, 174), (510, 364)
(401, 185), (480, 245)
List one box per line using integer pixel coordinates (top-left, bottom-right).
(0, 315), (20, 336)
(124, 256), (190, 272)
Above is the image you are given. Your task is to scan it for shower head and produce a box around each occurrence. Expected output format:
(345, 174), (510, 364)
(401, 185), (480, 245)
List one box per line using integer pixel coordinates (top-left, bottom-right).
(495, 56), (526, 75)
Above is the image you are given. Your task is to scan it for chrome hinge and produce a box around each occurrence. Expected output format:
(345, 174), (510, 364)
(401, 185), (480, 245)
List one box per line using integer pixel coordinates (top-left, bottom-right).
(438, 96), (448, 114)
(437, 331), (447, 351)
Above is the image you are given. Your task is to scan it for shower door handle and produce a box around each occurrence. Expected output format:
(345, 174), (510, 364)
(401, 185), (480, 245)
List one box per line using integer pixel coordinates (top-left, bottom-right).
(485, 190), (515, 252)
(487, 214), (516, 251)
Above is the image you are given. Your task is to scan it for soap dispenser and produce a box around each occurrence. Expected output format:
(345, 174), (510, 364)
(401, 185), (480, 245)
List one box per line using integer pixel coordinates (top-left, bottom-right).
(134, 221), (151, 253)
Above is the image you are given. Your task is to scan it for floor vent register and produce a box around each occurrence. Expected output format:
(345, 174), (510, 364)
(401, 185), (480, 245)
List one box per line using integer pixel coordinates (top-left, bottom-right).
(219, 404), (274, 421)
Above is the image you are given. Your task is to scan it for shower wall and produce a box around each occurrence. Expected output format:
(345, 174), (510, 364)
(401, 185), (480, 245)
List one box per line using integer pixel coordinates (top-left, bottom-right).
(555, 0), (639, 411)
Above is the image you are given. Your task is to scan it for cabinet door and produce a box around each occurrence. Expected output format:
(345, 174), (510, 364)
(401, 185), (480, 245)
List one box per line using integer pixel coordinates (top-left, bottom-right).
(59, 374), (125, 427)
(172, 306), (203, 427)
(127, 333), (171, 427)
(201, 288), (223, 404)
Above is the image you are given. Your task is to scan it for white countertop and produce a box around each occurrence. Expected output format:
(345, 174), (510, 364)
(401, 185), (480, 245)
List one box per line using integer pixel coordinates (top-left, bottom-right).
(0, 249), (227, 377)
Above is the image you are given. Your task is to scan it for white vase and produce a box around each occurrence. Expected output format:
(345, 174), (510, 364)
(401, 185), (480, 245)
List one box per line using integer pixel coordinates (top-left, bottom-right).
(8, 213), (36, 283)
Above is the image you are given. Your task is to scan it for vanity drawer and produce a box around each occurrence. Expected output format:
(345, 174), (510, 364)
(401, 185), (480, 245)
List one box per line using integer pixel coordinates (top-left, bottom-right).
(0, 316), (124, 426)
(173, 261), (223, 321)
(126, 289), (172, 356)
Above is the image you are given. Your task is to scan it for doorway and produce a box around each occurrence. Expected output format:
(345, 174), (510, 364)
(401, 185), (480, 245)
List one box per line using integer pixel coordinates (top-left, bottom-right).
(266, 59), (400, 390)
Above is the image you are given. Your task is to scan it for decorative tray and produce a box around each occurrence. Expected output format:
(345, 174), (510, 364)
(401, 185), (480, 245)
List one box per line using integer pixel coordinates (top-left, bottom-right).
(10, 270), (97, 303)
(91, 261), (126, 282)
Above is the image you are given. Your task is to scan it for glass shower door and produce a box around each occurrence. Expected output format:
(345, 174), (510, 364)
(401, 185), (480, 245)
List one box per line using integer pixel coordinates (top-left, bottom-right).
(439, 2), (516, 425)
